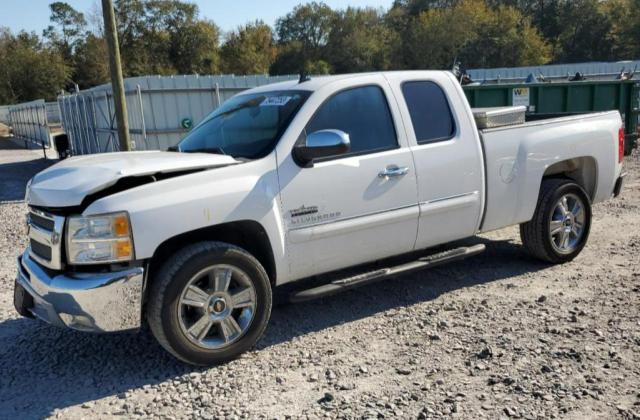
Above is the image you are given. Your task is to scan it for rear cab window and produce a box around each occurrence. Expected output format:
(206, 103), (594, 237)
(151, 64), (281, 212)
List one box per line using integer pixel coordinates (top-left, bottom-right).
(304, 85), (398, 160)
(401, 81), (456, 144)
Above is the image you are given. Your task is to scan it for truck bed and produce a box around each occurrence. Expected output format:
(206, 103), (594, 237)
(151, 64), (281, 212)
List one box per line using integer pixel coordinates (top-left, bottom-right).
(478, 111), (623, 233)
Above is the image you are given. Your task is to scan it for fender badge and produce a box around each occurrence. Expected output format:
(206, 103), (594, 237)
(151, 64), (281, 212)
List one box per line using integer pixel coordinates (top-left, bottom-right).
(289, 205), (319, 218)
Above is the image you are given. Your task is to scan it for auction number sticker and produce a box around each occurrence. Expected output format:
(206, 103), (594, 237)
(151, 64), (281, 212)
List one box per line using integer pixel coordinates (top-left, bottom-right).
(261, 96), (292, 106)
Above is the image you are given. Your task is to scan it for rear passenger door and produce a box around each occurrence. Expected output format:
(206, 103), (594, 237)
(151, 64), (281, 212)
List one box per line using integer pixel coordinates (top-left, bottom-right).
(277, 77), (419, 280)
(386, 73), (485, 250)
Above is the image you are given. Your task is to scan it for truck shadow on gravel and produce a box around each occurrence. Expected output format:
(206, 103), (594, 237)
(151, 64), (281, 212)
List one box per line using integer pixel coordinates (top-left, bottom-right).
(0, 236), (550, 418)
(0, 157), (56, 203)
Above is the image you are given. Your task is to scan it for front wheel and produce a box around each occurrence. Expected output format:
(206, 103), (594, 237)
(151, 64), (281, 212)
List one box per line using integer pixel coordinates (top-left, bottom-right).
(520, 178), (592, 263)
(147, 242), (272, 366)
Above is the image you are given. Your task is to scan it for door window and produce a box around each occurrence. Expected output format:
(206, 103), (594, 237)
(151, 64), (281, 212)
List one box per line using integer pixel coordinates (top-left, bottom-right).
(402, 81), (456, 144)
(305, 85), (397, 159)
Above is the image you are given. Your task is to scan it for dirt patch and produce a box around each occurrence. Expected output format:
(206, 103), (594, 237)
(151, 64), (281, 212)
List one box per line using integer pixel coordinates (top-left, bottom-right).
(0, 147), (638, 419)
(0, 123), (11, 138)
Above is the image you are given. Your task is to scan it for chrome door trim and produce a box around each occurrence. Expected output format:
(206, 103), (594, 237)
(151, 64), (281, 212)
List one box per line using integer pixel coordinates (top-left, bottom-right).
(419, 191), (480, 217)
(422, 191), (479, 205)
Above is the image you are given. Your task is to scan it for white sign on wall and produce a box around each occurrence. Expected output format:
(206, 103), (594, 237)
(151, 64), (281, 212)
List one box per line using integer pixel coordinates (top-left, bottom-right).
(512, 88), (530, 108)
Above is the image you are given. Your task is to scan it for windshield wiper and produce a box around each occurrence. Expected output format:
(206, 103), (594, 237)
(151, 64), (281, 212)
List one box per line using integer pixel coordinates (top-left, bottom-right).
(180, 147), (227, 156)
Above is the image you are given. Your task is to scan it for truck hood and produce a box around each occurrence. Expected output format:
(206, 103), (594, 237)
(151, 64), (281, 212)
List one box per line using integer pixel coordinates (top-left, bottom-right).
(27, 151), (239, 208)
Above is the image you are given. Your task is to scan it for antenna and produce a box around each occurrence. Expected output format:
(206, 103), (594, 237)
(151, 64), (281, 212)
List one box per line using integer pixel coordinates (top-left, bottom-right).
(299, 70), (311, 83)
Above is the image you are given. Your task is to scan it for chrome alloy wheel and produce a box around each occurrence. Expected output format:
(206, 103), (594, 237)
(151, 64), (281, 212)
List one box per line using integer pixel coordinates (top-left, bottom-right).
(178, 265), (257, 349)
(549, 193), (586, 254)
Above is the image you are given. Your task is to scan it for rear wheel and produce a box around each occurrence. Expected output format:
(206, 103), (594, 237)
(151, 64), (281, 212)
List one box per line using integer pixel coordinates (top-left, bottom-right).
(147, 242), (272, 366)
(520, 178), (592, 263)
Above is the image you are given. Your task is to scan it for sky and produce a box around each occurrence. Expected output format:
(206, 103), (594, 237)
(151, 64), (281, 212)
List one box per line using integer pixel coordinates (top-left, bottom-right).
(0, 0), (395, 35)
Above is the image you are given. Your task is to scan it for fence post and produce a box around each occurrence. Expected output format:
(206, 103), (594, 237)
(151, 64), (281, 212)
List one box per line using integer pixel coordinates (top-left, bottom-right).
(90, 91), (99, 152)
(137, 84), (147, 143)
(39, 103), (47, 159)
(19, 109), (27, 149)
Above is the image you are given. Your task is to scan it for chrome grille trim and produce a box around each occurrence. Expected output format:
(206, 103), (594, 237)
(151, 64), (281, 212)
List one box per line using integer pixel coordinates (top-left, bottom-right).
(29, 212), (55, 231)
(28, 208), (65, 270)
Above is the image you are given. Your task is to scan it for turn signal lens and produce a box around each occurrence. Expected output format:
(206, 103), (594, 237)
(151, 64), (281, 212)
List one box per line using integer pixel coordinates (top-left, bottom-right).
(113, 215), (130, 237)
(114, 239), (132, 259)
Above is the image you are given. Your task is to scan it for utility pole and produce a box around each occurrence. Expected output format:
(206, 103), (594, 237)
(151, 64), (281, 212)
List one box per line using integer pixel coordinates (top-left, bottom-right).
(101, 0), (131, 151)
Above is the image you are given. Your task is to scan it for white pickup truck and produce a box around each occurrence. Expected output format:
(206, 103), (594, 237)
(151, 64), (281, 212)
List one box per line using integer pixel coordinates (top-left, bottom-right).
(15, 71), (626, 365)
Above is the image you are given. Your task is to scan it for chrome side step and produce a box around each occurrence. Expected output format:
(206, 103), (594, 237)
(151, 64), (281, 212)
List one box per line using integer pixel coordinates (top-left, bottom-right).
(288, 244), (486, 303)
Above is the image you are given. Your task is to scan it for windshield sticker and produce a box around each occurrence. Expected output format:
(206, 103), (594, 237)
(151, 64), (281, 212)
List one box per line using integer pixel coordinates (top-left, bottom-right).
(260, 96), (292, 107)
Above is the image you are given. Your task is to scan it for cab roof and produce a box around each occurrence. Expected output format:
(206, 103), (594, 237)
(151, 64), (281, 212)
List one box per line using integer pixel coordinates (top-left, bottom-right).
(242, 71), (452, 95)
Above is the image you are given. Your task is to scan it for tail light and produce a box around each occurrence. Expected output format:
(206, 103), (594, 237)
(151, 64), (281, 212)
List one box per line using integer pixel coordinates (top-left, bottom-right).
(618, 127), (625, 163)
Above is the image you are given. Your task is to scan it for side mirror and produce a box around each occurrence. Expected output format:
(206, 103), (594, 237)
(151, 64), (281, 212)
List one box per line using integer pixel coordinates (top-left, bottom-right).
(294, 129), (350, 166)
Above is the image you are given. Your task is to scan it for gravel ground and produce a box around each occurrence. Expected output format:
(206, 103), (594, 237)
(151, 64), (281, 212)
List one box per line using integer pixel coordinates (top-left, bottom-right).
(0, 143), (638, 420)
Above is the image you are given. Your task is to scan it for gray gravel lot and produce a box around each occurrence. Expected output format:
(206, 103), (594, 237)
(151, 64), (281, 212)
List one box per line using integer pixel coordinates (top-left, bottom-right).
(0, 141), (639, 419)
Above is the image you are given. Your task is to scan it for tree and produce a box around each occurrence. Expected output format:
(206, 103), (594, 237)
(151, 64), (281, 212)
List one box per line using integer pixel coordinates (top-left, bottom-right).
(272, 2), (337, 74)
(73, 33), (109, 89)
(552, 0), (615, 62)
(402, 0), (551, 70)
(276, 2), (336, 50)
(326, 8), (396, 73)
(43, 2), (87, 61)
(402, 0), (477, 69)
(113, 0), (220, 76)
(0, 28), (70, 103)
(4, 0), (640, 101)
(270, 42), (332, 75)
(170, 20), (221, 74)
(467, 3), (552, 67)
(221, 21), (277, 75)
(486, 0), (624, 63)
(604, 0), (640, 60)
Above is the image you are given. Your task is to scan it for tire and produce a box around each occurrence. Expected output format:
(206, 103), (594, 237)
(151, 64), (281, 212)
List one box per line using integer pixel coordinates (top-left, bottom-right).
(520, 178), (592, 264)
(147, 241), (272, 366)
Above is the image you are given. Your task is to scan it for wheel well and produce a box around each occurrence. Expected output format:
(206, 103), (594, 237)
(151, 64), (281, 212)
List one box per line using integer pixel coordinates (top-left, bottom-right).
(147, 220), (277, 287)
(542, 157), (597, 200)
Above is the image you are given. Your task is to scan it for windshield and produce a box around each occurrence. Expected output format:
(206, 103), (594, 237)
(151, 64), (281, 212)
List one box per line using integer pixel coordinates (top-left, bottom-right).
(177, 90), (310, 159)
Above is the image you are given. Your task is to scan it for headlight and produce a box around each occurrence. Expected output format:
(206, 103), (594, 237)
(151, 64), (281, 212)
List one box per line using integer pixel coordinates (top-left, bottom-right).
(66, 212), (134, 264)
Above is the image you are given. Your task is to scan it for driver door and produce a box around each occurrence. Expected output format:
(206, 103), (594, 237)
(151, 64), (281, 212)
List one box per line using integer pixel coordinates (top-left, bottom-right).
(276, 79), (419, 280)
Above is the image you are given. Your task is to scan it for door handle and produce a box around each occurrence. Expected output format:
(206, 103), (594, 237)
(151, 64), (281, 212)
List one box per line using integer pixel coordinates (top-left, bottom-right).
(378, 165), (409, 178)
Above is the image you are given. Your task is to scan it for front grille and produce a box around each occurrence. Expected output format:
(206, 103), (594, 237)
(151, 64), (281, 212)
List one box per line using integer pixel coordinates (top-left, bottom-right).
(29, 212), (55, 231)
(30, 239), (52, 261)
(27, 208), (65, 270)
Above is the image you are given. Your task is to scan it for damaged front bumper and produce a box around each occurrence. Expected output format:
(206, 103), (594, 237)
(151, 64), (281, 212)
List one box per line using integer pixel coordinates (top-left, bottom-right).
(14, 250), (144, 332)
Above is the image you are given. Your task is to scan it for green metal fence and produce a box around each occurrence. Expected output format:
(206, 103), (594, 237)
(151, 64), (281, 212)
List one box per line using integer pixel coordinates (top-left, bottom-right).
(463, 80), (640, 154)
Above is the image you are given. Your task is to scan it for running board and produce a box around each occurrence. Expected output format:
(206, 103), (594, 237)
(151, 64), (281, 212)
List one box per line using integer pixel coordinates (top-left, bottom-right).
(288, 244), (486, 303)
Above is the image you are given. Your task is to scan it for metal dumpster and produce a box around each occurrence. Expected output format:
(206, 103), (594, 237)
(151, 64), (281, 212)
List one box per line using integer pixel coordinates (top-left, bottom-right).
(463, 80), (640, 154)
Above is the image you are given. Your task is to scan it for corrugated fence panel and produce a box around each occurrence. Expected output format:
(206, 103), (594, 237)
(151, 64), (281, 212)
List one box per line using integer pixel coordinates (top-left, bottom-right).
(58, 74), (298, 155)
(8, 99), (50, 147)
(0, 105), (10, 124)
(45, 102), (61, 125)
